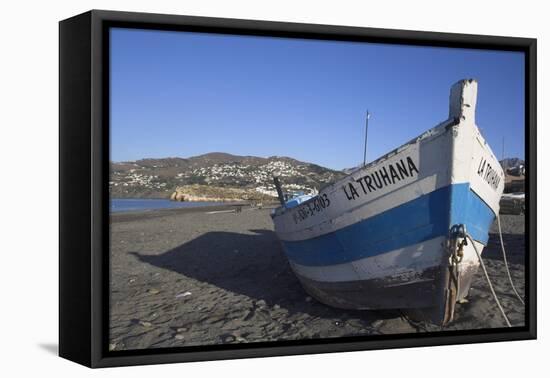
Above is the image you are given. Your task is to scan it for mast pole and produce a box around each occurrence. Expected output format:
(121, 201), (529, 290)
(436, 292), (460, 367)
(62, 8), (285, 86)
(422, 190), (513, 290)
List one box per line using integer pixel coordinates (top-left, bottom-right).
(363, 110), (370, 167)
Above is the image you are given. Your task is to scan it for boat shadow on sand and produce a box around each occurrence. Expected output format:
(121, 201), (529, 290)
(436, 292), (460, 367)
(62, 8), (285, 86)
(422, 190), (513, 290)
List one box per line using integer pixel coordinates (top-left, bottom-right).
(129, 228), (404, 328)
(129, 228), (525, 331)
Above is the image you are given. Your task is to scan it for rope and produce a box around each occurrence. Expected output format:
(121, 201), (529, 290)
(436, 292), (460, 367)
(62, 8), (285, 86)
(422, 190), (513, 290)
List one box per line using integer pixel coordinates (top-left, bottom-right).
(496, 215), (525, 305)
(465, 234), (512, 328)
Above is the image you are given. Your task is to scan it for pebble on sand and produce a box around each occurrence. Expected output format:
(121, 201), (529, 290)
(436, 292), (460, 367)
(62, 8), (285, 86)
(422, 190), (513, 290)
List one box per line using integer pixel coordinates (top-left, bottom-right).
(371, 319), (385, 328)
(223, 335), (236, 343)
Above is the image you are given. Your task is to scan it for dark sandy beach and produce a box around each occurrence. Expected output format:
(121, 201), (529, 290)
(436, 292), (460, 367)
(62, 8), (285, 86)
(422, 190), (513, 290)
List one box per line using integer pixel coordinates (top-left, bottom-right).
(109, 207), (526, 351)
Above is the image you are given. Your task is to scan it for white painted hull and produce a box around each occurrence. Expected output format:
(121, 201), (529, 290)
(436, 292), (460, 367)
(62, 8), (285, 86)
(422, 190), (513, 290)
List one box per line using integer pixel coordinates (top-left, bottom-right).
(271, 79), (505, 323)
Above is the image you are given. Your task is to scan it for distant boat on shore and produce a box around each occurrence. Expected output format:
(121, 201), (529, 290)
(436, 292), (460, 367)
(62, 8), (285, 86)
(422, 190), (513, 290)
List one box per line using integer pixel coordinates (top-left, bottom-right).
(271, 79), (505, 324)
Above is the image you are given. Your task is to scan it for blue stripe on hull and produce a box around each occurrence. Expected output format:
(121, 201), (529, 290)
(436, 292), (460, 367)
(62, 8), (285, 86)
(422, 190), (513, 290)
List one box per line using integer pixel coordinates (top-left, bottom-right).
(281, 183), (495, 267)
(450, 186), (496, 245)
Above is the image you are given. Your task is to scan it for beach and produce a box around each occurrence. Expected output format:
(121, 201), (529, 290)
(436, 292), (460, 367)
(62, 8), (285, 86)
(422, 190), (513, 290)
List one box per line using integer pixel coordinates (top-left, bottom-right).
(109, 207), (526, 351)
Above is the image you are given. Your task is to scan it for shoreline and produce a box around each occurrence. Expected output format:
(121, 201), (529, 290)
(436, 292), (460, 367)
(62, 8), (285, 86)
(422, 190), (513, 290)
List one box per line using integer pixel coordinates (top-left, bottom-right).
(110, 203), (279, 222)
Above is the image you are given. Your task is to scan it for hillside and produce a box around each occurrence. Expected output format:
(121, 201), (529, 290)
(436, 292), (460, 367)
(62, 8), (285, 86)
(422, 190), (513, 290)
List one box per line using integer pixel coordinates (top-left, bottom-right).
(110, 152), (346, 200)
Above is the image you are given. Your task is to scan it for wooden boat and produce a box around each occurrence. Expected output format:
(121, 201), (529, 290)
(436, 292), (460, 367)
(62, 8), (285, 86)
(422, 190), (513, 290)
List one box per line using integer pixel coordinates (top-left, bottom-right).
(270, 79), (505, 324)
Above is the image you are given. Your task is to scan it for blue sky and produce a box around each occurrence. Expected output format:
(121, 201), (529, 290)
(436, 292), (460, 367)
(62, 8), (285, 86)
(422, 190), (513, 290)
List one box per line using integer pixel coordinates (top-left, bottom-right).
(110, 28), (525, 170)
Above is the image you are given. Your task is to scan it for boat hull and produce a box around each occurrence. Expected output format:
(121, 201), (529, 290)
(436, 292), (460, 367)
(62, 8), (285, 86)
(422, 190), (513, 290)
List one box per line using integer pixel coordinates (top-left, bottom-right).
(297, 265), (442, 310)
(271, 79), (505, 324)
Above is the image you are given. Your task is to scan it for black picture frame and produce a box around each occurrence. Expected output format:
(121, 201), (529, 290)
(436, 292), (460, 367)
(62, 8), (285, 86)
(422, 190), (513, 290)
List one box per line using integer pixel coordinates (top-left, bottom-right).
(59, 9), (537, 368)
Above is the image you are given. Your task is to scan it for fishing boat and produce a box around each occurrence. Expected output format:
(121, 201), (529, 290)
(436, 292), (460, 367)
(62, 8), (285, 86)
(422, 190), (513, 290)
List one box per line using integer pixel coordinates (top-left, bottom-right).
(270, 79), (505, 324)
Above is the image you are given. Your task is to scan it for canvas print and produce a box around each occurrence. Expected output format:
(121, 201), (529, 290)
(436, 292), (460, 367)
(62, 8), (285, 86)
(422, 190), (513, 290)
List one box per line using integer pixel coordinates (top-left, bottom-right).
(108, 28), (526, 351)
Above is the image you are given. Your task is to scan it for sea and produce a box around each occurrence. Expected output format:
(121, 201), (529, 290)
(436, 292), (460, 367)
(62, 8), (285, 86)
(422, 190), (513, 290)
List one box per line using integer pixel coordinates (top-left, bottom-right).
(110, 198), (221, 213)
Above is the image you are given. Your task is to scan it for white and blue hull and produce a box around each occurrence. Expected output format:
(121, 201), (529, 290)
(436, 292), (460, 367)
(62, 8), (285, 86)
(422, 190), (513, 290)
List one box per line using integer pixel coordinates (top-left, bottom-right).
(271, 80), (505, 323)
